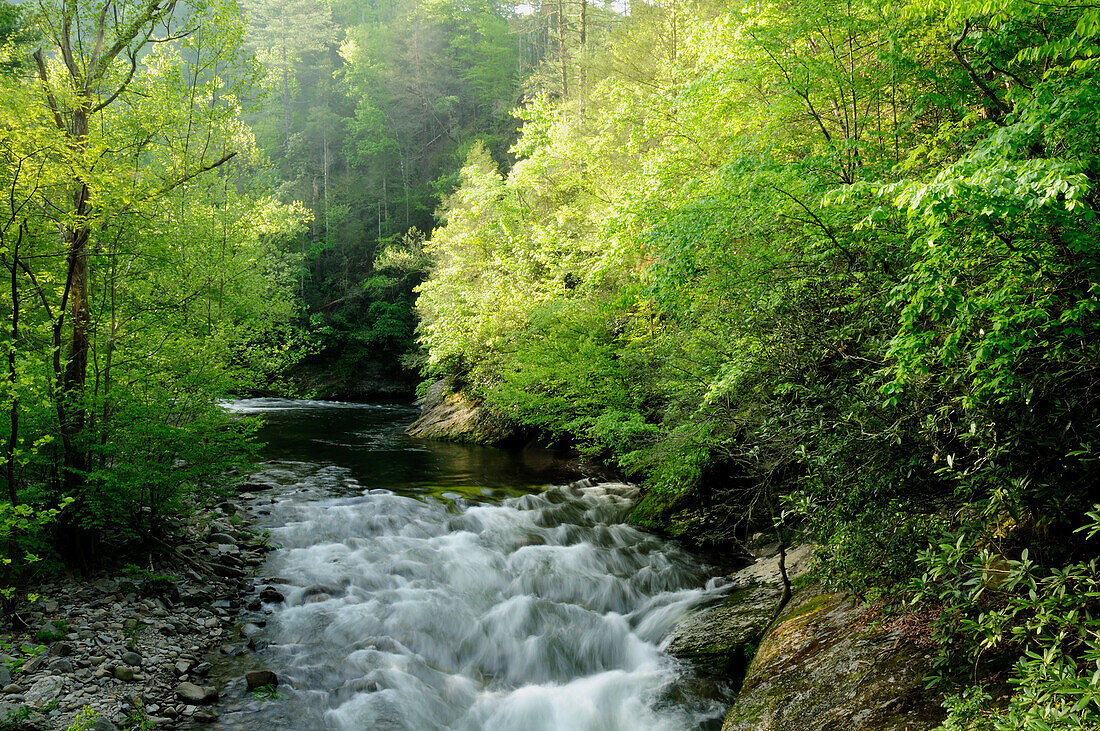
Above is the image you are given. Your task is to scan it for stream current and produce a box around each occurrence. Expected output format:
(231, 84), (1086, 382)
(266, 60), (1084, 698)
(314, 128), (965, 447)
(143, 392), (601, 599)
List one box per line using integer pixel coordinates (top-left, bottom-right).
(214, 398), (734, 730)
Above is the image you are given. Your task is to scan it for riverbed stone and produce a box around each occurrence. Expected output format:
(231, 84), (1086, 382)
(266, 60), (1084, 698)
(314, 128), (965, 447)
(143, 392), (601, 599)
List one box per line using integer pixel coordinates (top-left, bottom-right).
(175, 681), (218, 704)
(722, 587), (944, 731)
(24, 675), (64, 706)
(49, 657), (74, 674)
(114, 666), (135, 681)
(666, 583), (782, 676)
(259, 586), (285, 603)
(121, 651), (142, 666)
(50, 641), (73, 656)
(244, 670), (278, 692)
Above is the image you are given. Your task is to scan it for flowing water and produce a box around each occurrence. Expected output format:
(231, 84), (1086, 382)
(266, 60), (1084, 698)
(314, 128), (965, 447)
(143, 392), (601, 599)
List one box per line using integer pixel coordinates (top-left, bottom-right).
(214, 398), (734, 730)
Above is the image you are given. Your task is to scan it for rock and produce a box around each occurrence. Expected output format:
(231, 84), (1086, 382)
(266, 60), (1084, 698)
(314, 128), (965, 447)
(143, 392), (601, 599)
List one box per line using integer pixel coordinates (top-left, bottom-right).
(666, 583), (782, 676)
(0, 667), (9, 687)
(237, 482), (272, 492)
(406, 379), (514, 443)
(208, 532), (236, 544)
(302, 585), (340, 603)
(194, 709), (220, 723)
(259, 586), (285, 604)
(244, 670), (278, 691)
(175, 682), (217, 704)
(49, 658), (74, 674)
(174, 660), (192, 675)
(240, 623), (263, 638)
(3, 684), (24, 694)
(722, 588), (944, 731)
(92, 718), (119, 731)
(50, 641), (73, 656)
(24, 675), (64, 706)
(730, 544), (814, 588)
(114, 666), (135, 681)
(121, 651), (142, 666)
(192, 662), (212, 676)
(211, 563), (246, 579)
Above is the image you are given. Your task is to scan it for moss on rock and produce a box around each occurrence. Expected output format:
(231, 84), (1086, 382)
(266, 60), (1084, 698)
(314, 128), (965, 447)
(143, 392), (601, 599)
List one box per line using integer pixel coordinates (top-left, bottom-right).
(722, 587), (944, 731)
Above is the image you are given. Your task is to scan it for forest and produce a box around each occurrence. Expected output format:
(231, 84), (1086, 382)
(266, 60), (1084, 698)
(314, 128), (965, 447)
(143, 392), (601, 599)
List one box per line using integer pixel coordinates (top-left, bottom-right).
(1, 0), (1099, 728)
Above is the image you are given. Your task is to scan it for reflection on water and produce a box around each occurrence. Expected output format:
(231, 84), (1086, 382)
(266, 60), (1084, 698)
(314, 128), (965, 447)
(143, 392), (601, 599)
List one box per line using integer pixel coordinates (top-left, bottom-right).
(214, 399), (733, 730)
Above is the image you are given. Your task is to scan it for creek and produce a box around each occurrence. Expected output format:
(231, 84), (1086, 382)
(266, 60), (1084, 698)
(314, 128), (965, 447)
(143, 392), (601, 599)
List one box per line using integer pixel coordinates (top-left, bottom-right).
(213, 398), (733, 730)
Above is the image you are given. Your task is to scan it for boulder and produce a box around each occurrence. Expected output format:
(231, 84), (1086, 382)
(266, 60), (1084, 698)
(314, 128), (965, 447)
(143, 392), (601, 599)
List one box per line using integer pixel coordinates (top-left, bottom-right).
(406, 379), (514, 444)
(259, 586), (285, 604)
(245, 670), (278, 692)
(722, 588), (944, 731)
(666, 583), (782, 676)
(24, 675), (64, 706)
(175, 682), (218, 704)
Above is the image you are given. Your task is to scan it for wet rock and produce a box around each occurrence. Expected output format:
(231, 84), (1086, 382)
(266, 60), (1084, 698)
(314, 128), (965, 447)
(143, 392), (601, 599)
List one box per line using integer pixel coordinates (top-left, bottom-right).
(208, 532), (236, 544)
(259, 586), (285, 604)
(194, 709), (221, 723)
(244, 670), (278, 691)
(240, 623), (263, 638)
(722, 588), (944, 731)
(192, 662), (212, 676)
(114, 666), (135, 681)
(666, 583), (782, 676)
(237, 482), (272, 493)
(174, 660), (192, 675)
(121, 651), (142, 666)
(175, 682), (218, 704)
(301, 585), (340, 603)
(24, 675), (64, 705)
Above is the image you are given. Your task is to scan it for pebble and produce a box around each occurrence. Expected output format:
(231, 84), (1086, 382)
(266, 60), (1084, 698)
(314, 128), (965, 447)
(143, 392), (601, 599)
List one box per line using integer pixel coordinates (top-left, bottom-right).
(0, 510), (273, 729)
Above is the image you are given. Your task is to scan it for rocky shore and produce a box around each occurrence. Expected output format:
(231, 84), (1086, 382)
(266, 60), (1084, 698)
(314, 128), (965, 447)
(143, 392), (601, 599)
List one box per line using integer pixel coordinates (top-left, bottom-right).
(664, 541), (945, 730)
(1, 490), (284, 730)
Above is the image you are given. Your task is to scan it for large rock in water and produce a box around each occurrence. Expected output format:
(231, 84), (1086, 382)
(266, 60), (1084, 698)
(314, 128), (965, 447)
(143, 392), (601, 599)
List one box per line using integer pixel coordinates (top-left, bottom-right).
(722, 588), (944, 731)
(406, 380), (513, 444)
(665, 583), (782, 676)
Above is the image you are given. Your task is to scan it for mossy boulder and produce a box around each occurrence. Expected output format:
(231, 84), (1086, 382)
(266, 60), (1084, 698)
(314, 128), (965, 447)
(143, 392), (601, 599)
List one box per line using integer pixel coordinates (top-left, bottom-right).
(722, 587), (944, 731)
(665, 583), (781, 677)
(406, 380), (514, 444)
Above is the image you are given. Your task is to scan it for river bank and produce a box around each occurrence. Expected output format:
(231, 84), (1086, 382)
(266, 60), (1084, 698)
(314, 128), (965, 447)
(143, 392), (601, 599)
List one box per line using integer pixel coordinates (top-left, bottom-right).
(1, 489), (283, 730)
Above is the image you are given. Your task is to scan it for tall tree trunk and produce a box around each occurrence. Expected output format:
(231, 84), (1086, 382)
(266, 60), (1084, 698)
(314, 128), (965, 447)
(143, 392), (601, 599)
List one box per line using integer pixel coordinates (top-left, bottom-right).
(4, 225), (22, 506)
(557, 0), (568, 98)
(60, 107), (92, 497)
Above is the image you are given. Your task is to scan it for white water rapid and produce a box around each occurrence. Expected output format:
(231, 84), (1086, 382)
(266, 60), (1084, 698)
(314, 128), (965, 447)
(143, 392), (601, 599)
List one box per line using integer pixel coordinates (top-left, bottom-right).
(215, 400), (733, 730)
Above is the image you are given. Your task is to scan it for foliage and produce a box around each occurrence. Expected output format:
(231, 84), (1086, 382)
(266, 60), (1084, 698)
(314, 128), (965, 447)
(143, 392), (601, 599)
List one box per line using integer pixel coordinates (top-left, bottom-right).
(0, 0), (306, 560)
(65, 707), (98, 731)
(250, 683), (283, 700)
(917, 507), (1100, 729)
(415, 0), (1100, 715)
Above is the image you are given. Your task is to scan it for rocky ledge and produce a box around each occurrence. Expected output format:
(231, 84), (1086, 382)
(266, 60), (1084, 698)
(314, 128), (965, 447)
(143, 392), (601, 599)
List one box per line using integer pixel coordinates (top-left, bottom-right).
(406, 379), (514, 444)
(1, 495), (283, 730)
(665, 543), (944, 730)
